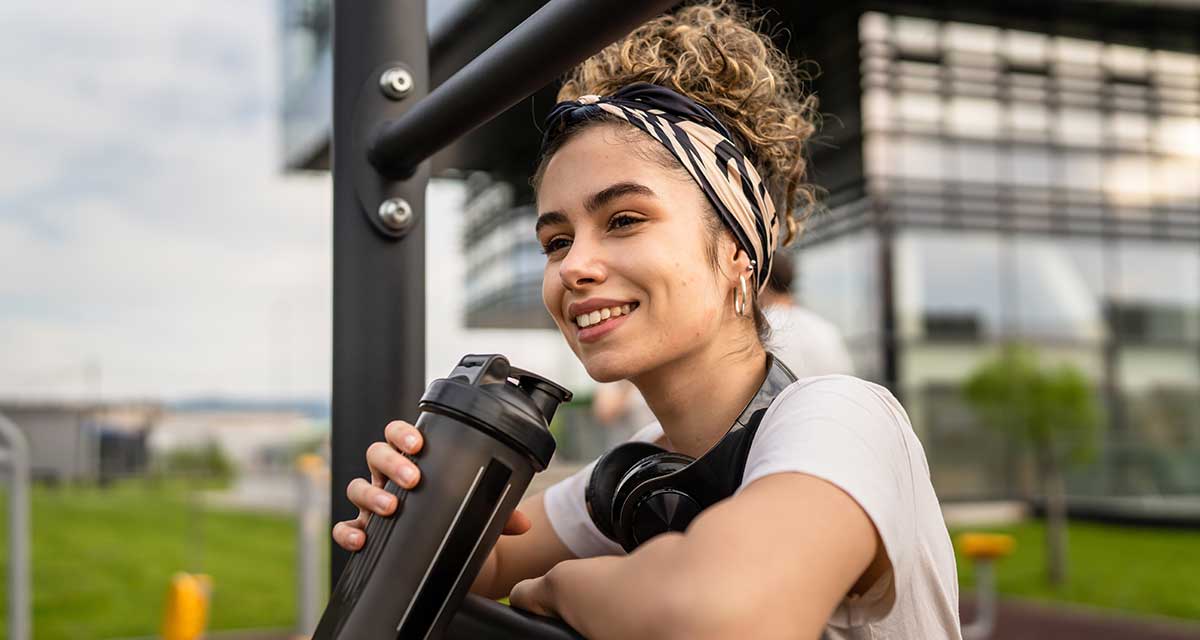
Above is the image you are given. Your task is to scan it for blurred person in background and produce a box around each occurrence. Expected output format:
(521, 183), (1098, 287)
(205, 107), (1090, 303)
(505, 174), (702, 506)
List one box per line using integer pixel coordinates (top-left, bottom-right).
(760, 249), (856, 378)
(591, 379), (655, 449)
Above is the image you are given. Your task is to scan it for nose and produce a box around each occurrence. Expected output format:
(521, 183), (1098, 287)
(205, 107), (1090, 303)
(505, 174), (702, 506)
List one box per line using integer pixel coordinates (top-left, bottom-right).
(558, 234), (607, 290)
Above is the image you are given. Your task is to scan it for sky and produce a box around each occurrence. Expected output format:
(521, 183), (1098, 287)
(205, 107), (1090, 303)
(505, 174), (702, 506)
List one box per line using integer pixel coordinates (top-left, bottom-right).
(0, 1), (335, 401)
(0, 0), (591, 404)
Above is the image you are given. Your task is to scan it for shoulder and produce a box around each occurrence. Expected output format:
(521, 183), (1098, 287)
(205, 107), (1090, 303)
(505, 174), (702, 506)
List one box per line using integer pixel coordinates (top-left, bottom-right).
(743, 374), (927, 496)
(765, 375), (908, 432)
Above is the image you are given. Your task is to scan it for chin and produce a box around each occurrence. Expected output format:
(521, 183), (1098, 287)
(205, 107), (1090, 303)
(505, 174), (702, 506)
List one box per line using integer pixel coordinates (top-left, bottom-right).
(576, 346), (642, 383)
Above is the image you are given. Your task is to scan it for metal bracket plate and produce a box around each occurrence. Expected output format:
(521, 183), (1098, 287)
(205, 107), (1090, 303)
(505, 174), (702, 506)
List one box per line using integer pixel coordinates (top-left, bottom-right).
(351, 61), (428, 240)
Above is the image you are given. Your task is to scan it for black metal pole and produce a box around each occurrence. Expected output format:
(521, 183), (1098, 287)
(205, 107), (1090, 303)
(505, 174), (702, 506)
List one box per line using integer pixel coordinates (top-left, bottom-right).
(367, 0), (680, 180)
(331, 0), (428, 585)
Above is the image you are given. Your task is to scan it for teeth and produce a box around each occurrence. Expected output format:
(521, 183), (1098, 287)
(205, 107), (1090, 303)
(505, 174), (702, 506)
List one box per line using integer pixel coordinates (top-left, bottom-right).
(574, 304), (635, 328)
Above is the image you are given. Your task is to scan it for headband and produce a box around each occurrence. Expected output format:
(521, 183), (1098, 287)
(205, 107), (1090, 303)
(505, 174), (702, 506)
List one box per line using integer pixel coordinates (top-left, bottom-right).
(541, 82), (778, 290)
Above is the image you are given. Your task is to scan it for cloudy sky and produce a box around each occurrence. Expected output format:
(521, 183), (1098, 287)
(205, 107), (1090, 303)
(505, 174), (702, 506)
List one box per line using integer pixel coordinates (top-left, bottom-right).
(0, 1), (337, 401)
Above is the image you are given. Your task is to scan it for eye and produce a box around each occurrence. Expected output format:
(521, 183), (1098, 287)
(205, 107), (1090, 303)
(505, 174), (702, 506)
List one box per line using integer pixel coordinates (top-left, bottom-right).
(607, 213), (643, 231)
(540, 236), (571, 255)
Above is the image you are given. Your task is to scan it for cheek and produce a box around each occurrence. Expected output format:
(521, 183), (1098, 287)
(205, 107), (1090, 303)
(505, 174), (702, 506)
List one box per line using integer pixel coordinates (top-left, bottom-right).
(541, 266), (560, 317)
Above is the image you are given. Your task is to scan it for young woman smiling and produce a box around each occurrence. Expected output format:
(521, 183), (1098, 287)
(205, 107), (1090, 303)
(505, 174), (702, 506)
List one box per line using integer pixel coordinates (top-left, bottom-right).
(333, 3), (961, 638)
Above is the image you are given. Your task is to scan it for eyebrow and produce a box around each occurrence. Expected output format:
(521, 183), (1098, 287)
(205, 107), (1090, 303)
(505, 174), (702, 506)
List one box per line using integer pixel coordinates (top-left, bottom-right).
(535, 181), (657, 234)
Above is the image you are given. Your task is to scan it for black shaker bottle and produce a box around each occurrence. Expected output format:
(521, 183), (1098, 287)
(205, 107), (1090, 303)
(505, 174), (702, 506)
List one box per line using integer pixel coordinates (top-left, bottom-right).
(314, 354), (579, 640)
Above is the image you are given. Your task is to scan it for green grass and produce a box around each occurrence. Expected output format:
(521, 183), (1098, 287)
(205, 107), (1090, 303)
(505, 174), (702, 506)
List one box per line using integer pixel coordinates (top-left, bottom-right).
(953, 520), (1200, 621)
(2, 485), (1198, 636)
(0, 480), (324, 639)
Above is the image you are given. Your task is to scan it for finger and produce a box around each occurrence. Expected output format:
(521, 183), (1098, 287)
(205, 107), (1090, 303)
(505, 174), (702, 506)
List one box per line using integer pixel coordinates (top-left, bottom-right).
(384, 420), (424, 455)
(347, 477), (398, 515)
(502, 509), (532, 535)
(366, 441), (422, 490)
(509, 578), (552, 617)
(332, 520), (367, 551)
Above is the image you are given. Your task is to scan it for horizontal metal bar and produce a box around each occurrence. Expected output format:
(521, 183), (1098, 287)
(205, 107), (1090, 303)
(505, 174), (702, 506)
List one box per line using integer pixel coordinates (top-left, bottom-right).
(368, 0), (680, 180)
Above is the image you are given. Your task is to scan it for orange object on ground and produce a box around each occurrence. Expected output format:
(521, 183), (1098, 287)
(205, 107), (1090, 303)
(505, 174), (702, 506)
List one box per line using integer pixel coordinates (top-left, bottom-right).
(956, 532), (1016, 560)
(162, 572), (212, 640)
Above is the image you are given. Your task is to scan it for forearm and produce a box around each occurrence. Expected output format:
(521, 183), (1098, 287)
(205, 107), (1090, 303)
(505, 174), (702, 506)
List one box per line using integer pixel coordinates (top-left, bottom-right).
(469, 547), (501, 598)
(547, 533), (698, 640)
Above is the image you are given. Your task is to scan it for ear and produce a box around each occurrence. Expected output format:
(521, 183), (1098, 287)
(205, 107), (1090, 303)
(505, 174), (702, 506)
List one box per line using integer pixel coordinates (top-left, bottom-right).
(721, 234), (753, 286)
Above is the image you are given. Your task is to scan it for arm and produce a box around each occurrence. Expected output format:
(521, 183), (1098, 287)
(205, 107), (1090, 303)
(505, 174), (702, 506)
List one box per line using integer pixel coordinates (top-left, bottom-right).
(512, 472), (883, 640)
(471, 490), (578, 599)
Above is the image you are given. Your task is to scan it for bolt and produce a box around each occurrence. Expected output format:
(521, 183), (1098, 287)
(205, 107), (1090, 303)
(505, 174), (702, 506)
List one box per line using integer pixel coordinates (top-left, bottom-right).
(378, 198), (414, 231)
(379, 67), (413, 100)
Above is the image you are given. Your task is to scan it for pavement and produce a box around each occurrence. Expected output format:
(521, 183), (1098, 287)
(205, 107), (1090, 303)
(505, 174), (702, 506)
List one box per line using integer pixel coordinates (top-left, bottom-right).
(961, 598), (1200, 640)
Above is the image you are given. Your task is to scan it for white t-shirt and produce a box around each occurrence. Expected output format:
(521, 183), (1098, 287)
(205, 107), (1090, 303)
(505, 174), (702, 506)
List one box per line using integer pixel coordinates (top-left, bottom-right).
(544, 375), (962, 639)
(764, 304), (856, 378)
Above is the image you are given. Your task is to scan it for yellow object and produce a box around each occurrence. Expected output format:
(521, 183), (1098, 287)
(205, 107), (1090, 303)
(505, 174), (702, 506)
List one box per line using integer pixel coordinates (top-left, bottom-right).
(162, 572), (212, 640)
(956, 532), (1016, 560)
(296, 453), (328, 477)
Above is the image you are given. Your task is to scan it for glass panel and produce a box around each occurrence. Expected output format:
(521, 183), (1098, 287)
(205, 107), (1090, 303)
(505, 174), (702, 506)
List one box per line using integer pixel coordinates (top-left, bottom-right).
(795, 232), (880, 342)
(1112, 241), (1200, 342)
(895, 231), (1004, 340)
(1115, 348), (1200, 494)
(1012, 237), (1106, 341)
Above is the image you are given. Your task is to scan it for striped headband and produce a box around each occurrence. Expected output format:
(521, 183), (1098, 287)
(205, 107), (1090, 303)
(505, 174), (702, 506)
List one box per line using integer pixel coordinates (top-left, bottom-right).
(541, 82), (779, 291)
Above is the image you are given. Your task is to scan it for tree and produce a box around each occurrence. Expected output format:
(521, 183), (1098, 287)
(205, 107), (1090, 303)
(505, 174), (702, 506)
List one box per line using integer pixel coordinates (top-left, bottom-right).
(963, 344), (1100, 586)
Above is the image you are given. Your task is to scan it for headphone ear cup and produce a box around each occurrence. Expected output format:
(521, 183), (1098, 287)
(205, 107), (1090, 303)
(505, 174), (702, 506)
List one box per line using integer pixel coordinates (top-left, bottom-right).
(585, 442), (668, 541)
(612, 452), (695, 550)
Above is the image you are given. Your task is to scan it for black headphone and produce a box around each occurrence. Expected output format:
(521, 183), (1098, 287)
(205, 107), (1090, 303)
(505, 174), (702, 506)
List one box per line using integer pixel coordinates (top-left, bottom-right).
(584, 354), (797, 552)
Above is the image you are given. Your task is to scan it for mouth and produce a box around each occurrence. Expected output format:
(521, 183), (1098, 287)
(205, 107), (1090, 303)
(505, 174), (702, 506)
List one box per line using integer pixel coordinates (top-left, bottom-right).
(573, 302), (638, 329)
(571, 302), (639, 343)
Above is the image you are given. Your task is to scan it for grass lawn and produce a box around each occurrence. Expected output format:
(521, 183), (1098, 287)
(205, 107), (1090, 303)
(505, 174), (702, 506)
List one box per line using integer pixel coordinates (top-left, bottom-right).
(953, 520), (1200, 621)
(3, 484), (1198, 637)
(0, 480), (324, 639)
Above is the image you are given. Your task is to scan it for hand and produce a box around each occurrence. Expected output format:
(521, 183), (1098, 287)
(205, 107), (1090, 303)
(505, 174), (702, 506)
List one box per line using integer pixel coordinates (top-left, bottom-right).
(509, 574), (557, 618)
(332, 419), (532, 551)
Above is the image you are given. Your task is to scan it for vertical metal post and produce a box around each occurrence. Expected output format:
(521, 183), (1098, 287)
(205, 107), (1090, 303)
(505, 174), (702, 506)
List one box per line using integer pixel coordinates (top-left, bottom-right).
(0, 414), (31, 640)
(295, 454), (326, 636)
(331, 0), (428, 585)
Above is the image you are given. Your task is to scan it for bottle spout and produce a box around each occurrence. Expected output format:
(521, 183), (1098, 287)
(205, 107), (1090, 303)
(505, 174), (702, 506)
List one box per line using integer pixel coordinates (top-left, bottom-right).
(509, 366), (573, 425)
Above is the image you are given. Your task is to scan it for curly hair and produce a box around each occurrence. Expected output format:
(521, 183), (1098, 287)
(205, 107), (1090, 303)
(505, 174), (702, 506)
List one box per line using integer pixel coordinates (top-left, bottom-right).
(549, 0), (820, 247)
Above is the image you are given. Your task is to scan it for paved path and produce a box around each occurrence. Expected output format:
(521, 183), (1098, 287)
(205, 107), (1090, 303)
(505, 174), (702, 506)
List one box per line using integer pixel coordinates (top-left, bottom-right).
(962, 598), (1200, 640)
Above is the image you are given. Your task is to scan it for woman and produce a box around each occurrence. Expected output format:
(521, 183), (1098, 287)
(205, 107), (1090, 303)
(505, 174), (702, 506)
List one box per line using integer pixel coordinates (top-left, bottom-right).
(333, 3), (961, 638)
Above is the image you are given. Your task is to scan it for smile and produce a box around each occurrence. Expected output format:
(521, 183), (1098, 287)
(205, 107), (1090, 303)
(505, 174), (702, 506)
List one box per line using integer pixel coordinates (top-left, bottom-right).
(574, 302), (637, 328)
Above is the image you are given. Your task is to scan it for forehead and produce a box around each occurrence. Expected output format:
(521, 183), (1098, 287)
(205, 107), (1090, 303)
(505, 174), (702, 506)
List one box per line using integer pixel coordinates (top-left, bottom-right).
(537, 125), (680, 210)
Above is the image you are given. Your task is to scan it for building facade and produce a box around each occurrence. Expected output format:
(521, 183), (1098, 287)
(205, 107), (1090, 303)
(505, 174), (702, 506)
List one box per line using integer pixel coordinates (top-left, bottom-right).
(793, 4), (1200, 500)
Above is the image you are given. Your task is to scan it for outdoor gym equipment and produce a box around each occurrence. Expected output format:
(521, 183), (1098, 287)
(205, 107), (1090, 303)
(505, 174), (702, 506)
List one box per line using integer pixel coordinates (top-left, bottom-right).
(314, 354), (582, 639)
(958, 532), (1016, 640)
(329, 0), (679, 589)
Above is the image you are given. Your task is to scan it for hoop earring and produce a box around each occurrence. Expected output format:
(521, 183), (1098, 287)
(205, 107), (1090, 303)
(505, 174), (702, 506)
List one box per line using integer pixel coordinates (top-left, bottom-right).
(735, 274), (749, 317)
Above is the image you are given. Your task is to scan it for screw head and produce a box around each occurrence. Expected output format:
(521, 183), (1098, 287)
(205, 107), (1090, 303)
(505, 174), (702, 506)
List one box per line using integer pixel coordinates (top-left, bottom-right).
(379, 67), (413, 100)
(378, 198), (413, 231)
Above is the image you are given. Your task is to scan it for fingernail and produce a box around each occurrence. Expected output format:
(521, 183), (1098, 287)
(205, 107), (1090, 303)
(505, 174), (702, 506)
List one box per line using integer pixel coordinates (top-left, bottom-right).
(402, 434), (419, 452)
(375, 494), (394, 512)
(401, 466), (418, 485)
(348, 532), (361, 546)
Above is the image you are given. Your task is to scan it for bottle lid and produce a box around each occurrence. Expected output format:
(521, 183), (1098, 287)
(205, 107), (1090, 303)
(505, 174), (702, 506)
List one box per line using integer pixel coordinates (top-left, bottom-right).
(420, 355), (573, 471)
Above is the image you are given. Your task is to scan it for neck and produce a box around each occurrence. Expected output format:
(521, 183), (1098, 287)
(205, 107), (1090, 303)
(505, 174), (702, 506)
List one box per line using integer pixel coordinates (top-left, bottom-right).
(630, 341), (769, 458)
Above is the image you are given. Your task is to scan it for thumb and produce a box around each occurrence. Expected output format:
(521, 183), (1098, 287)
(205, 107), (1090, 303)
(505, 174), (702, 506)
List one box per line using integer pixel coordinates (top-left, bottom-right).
(501, 508), (532, 535)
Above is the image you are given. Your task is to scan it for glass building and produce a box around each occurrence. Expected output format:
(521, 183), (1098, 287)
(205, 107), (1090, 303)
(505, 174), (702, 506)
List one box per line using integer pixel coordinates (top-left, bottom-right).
(793, 7), (1200, 500)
